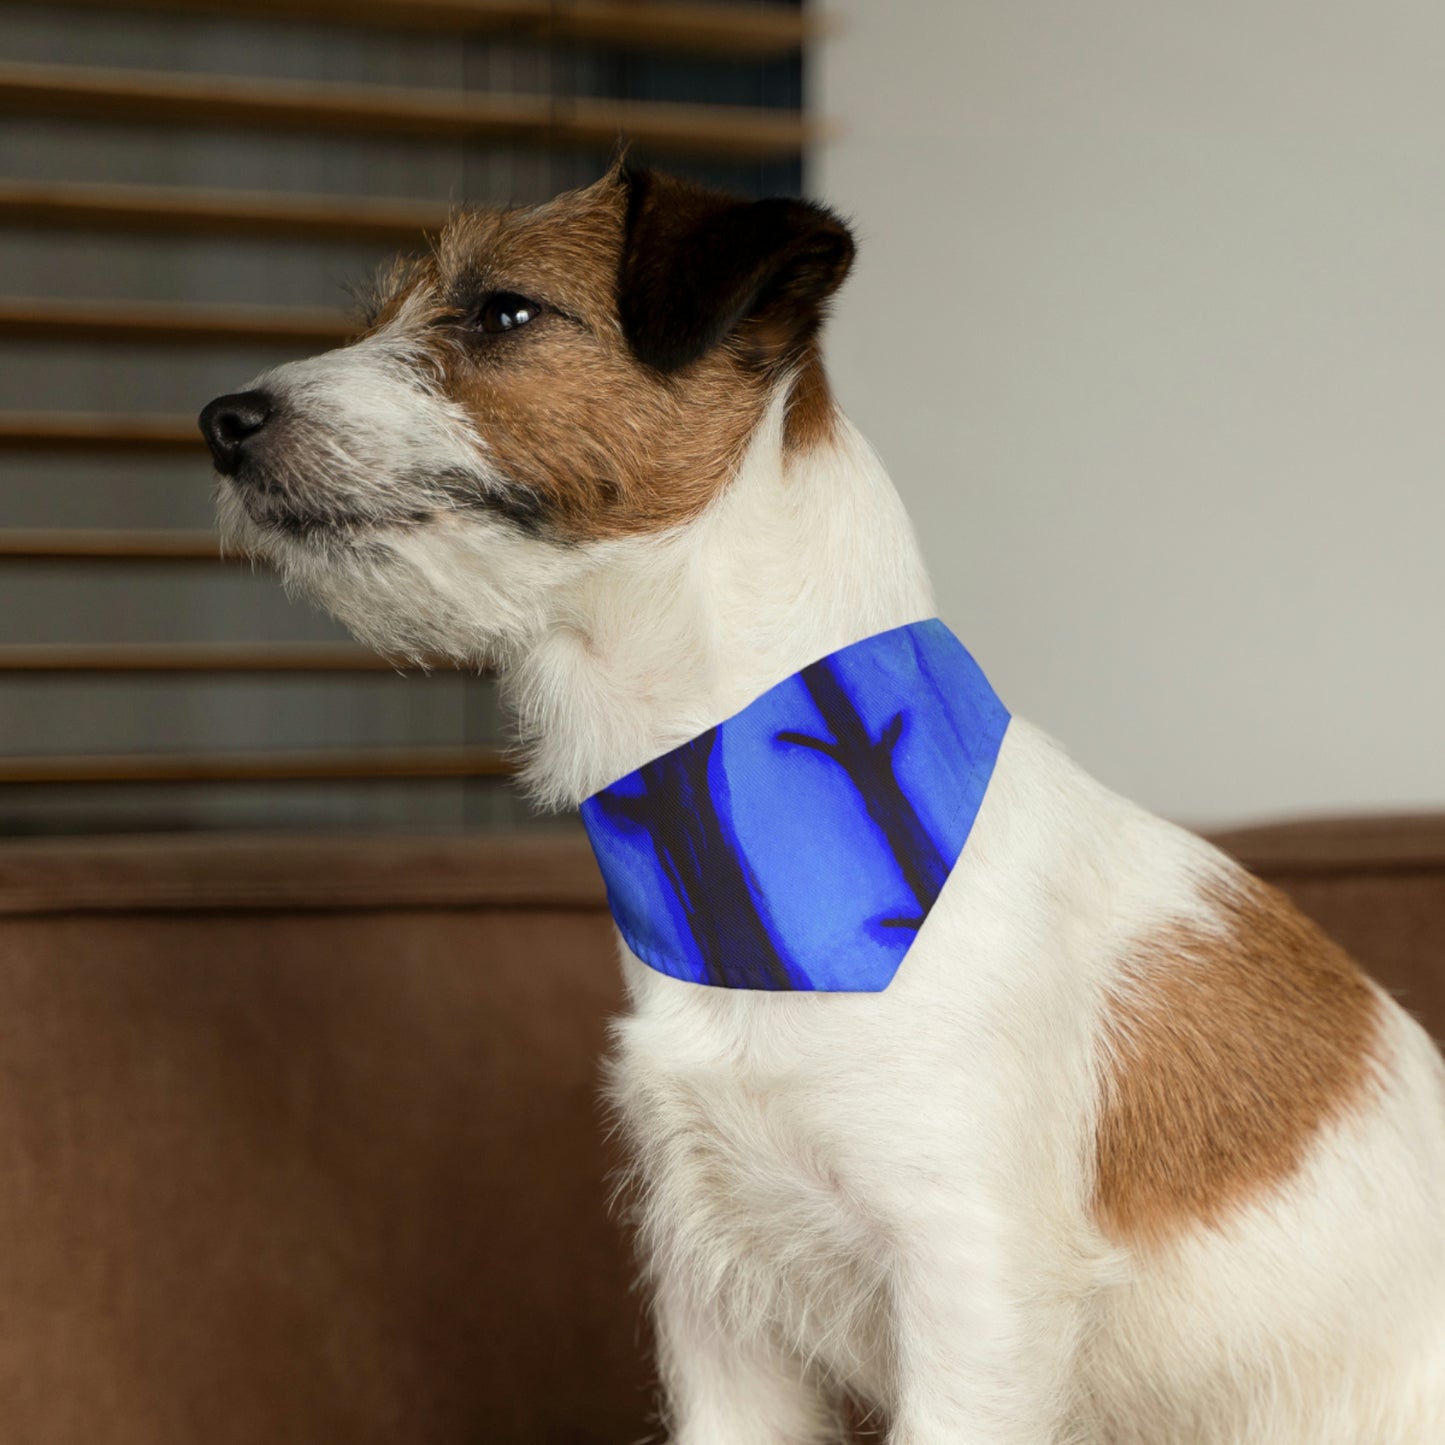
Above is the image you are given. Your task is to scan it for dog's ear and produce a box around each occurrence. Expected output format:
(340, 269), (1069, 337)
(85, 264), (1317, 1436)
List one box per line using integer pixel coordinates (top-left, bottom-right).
(618, 166), (855, 375)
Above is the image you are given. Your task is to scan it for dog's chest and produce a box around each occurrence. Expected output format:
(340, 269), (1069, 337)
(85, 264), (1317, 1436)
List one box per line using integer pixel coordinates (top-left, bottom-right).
(611, 1000), (892, 1387)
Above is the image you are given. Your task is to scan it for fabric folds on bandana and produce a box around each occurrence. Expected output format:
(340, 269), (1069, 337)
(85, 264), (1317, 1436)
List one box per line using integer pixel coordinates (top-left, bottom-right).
(579, 619), (1009, 992)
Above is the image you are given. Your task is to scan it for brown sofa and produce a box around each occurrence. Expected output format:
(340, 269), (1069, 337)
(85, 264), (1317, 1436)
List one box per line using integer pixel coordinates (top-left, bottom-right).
(0, 818), (1440, 1443)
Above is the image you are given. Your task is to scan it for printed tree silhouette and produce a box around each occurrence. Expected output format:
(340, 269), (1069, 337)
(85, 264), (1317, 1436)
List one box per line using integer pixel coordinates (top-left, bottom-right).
(592, 729), (798, 990)
(776, 655), (949, 932)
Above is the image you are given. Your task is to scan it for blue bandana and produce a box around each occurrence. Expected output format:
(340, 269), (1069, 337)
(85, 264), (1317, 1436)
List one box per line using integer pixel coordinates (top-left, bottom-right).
(580, 620), (1009, 992)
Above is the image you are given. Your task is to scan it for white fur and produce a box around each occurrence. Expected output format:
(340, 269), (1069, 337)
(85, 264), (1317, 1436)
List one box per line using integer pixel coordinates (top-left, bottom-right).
(221, 349), (1445, 1443)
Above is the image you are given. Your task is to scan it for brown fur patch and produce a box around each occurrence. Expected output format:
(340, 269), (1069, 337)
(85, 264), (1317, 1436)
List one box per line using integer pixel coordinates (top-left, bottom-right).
(1094, 873), (1382, 1247)
(358, 169), (855, 543)
(363, 171), (845, 541)
(783, 342), (840, 453)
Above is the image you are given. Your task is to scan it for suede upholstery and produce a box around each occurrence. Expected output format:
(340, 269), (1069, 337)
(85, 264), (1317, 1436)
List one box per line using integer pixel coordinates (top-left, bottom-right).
(0, 820), (1440, 1442)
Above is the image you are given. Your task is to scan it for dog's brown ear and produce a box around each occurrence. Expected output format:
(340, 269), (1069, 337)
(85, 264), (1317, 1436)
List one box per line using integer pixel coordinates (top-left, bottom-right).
(618, 167), (855, 375)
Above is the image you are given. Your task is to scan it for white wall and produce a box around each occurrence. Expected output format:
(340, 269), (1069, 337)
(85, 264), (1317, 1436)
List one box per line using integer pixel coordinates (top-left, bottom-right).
(813, 0), (1445, 828)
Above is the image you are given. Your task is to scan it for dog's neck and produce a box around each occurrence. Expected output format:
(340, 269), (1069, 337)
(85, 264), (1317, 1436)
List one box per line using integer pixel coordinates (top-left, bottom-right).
(506, 390), (937, 809)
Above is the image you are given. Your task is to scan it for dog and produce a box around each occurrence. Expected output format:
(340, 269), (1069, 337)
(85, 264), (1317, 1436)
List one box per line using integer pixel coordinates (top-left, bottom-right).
(200, 163), (1445, 1443)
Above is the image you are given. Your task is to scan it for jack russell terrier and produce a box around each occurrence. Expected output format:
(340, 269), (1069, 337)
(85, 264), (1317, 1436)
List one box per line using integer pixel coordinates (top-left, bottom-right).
(200, 164), (1445, 1444)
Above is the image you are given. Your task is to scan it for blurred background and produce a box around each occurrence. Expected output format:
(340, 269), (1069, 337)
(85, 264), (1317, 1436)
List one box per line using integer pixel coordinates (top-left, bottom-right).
(1, 5), (1443, 1443)
(0, 0), (803, 837)
(3, 0), (1442, 838)
(820, 1), (1445, 828)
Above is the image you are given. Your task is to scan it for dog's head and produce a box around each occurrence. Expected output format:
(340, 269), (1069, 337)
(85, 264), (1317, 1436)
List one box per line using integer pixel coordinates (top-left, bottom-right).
(200, 166), (854, 663)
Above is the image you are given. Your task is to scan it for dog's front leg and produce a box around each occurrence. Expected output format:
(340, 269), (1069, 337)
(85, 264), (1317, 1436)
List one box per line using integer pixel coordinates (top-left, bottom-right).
(654, 1275), (841, 1445)
(885, 1213), (1086, 1445)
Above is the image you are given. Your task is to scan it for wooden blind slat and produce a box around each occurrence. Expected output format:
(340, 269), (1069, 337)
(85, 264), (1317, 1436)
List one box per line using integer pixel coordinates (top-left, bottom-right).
(0, 298), (353, 348)
(0, 412), (201, 452)
(0, 530), (228, 561)
(0, 62), (818, 161)
(20, 0), (815, 58)
(0, 643), (429, 672)
(563, 0), (815, 57)
(0, 180), (449, 245)
(0, 746), (513, 784)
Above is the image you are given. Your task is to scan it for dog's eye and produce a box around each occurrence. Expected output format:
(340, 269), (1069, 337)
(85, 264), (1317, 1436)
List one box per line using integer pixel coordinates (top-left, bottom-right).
(474, 292), (542, 335)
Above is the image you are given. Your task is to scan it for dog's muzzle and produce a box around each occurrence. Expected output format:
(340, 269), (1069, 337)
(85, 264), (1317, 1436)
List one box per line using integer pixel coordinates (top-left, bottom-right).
(199, 390), (274, 476)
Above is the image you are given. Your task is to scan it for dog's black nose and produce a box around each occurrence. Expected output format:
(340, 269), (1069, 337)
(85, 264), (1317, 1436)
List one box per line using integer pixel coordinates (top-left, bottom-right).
(199, 390), (273, 475)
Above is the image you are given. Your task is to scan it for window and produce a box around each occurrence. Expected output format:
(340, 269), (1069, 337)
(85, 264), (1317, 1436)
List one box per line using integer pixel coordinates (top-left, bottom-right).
(0, 0), (811, 834)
